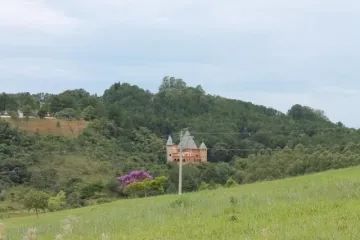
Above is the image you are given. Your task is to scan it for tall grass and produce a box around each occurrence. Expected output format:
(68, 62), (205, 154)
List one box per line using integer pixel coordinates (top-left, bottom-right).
(2, 166), (360, 239)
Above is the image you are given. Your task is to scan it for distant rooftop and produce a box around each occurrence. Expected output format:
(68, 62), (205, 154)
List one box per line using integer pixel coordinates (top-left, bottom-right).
(199, 142), (207, 149)
(166, 135), (173, 145)
(178, 131), (198, 149)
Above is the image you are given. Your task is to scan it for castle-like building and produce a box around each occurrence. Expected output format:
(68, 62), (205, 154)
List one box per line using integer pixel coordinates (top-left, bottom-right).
(166, 131), (207, 165)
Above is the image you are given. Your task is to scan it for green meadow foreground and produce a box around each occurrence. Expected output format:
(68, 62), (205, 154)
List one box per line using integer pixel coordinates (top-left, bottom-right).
(3, 167), (360, 240)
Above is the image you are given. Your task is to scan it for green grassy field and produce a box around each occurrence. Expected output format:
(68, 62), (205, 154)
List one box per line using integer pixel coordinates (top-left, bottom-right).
(2, 167), (360, 240)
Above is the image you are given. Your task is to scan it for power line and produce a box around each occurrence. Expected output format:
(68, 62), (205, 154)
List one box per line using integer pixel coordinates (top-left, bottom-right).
(159, 127), (353, 139)
(177, 145), (345, 152)
(163, 128), (355, 152)
(32, 143), (346, 155)
(157, 127), (354, 141)
(7, 128), (354, 159)
(189, 127), (352, 135)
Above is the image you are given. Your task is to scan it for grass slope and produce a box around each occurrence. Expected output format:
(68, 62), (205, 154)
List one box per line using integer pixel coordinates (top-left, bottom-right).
(2, 167), (360, 239)
(3, 118), (88, 136)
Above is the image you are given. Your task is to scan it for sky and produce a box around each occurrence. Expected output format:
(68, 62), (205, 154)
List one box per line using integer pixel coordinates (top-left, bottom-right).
(1, 0), (360, 128)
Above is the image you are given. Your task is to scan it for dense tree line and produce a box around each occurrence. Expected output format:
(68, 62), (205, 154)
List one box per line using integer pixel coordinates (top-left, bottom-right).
(0, 76), (360, 214)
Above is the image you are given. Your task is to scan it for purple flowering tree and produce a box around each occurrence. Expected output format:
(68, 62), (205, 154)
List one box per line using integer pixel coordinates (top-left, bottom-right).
(117, 170), (153, 189)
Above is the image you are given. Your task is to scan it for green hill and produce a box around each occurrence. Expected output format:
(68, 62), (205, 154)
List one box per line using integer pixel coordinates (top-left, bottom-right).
(2, 166), (360, 239)
(1, 76), (360, 215)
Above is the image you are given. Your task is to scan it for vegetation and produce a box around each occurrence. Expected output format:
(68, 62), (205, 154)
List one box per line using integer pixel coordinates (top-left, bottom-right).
(23, 190), (50, 218)
(1, 76), (360, 218)
(2, 166), (360, 239)
(3, 118), (87, 136)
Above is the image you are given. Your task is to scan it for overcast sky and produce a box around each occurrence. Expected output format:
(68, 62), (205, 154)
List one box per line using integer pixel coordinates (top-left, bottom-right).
(1, 0), (360, 127)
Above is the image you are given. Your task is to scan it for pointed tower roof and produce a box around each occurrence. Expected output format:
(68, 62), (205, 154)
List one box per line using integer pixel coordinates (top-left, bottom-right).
(199, 142), (207, 149)
(179, 131), (198, 149)
(166, 135), (173, 145)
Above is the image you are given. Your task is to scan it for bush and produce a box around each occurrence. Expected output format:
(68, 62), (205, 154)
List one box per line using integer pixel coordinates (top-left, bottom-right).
(47, 190), (66, 212)
(208, 181), (220, 190)
(55, 108), (77, 120)
(233, 171), (245, 184)
(166, 183), (177, 194)
(105, 179), (120, 195)
(80, 181), (104, 199)
(92, 192), (108, 199)
(97, 198), (112, 204)
(198, 182), (209, 191)
(66, 192), (85, 208)
(225, 177), (237, 188)
(122, 176), (168, 198)
(170, 196), (192, 208)
(10, 111), (18, 120)
(0, 205), (7, 213)
(82, 106), (96, 121)
(23, 190), (50, 218)
(0, 190), (6, 201)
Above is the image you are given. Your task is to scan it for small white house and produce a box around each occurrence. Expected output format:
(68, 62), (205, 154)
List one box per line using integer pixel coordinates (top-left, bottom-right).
(18, 110), (24, 118)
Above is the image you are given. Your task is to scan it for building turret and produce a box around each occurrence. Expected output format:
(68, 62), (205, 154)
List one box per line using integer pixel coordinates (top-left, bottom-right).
(199, 142), (207, 162)
(165, 131), (207, 164)
(166, 135), (173, 162)
(178, 131), (198, 149)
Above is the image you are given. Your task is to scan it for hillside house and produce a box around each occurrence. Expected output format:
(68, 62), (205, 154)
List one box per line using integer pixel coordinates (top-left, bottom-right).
(0, 110), (9, 116)
(166, 131), (207, 165)
(18, 110), (23, 118)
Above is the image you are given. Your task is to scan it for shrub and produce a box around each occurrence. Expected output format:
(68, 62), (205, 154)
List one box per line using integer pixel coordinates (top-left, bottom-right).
(97, 198), (112, 204)
(170, 196), (192, 208)
(0, 190), (6, 201)
(208, 181), (220, 190)
(23, 190), (50, 218)
(48, 190), (66, 212)
(55, 108), (77, 120)
(80, 181), (104, 199)
(10, 111), (18, 120)
(117, 170), (153, 189)
(105, 179), (121, 195)
(166, 183), (177, 194)
(82, 106), (96, 121)
(198, 182), (209, 191)
(225, 177), (237, 188)
(66, 192), (86, 208)
(123, 176), (168, 198)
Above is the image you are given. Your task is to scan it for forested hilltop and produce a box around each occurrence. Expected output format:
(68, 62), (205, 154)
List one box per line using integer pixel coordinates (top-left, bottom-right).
(1, 76), (360, 215)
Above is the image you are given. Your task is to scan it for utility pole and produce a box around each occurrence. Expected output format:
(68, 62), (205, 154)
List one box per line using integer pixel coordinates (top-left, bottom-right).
(178, 130), (183, 195)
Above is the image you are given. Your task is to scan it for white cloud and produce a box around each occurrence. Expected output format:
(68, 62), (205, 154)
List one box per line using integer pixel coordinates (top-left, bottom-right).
(0, 0), (81, 34)
(2, 0), (360, 35)
(1, 0), (360, 128)
(110, 62), (222, 78)
(64, 0), (360, 30)
(0, 58), (80, 80)
(68, 0), (282, 30)
(312, 86), (360, 95)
